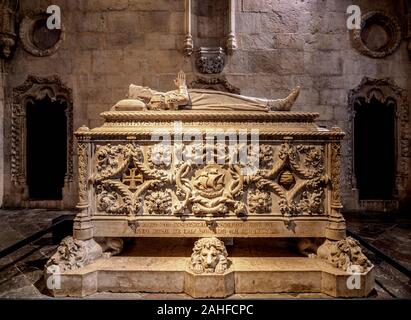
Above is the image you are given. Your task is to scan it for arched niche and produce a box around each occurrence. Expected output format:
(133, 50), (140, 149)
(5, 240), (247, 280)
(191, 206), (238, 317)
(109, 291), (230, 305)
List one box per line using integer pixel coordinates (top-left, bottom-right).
(347, 78), (409, 210)
(11, 75), (73, 204)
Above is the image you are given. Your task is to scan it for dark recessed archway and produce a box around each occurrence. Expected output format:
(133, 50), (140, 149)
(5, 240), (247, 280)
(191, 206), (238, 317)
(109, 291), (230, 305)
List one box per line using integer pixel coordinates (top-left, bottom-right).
(12, 75), (74, 207)
(354, 96), (395, 200)
(26, 96), (68, 200)
(347, 77), (409, 211)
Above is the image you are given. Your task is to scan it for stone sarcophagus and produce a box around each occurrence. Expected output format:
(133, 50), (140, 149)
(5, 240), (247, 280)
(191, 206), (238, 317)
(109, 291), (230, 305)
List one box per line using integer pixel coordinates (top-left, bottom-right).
(46, 72), (374, 298)
(76, 111), (346, 241)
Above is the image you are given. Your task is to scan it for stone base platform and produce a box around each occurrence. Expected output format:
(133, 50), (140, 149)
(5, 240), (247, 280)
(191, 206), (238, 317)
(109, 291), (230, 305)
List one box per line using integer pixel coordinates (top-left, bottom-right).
(47, 238), (374, 298)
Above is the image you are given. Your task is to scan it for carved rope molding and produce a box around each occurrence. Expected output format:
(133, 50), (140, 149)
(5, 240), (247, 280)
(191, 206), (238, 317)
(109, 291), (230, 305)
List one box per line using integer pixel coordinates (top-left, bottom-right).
(11, 75), (74, 185)
(346, 77), (409, 199)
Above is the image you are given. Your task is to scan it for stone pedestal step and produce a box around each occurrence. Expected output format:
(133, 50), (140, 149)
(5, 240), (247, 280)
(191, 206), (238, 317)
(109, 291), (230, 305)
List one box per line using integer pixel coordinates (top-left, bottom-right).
(49, 256), (374, 298)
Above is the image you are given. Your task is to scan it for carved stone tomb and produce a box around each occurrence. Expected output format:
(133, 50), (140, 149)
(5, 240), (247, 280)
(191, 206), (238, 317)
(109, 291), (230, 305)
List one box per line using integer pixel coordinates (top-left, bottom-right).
(45, 73), (374, 298)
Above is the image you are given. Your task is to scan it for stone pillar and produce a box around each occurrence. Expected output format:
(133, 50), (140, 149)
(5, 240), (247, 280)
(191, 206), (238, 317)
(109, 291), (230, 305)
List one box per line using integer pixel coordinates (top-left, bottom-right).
(184, 0), (193, 56)
(73, 127), (93, 240)
(226, 0), (237, 55)
(0, 0), (17, 59)
(325, 127), (346, 241)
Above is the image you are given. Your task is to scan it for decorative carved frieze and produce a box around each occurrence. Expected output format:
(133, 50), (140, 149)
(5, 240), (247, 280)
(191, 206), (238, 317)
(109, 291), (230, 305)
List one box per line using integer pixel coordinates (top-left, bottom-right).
(90, 140), (329, 219)
(11, 75), (74, 186)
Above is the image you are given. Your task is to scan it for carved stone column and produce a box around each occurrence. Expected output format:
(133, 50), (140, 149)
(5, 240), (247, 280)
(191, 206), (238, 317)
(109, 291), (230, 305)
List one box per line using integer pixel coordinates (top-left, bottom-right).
(226, 0), (238, 55)
(73, 126), (93, 240)
(184, 0), (193, 56)
(325, 127), (346, 241)
(0, 0), (18, 59)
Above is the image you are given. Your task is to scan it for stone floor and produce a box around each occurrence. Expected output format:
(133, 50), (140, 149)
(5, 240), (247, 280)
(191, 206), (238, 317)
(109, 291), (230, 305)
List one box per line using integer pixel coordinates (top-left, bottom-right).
(0, 209), (410, 299)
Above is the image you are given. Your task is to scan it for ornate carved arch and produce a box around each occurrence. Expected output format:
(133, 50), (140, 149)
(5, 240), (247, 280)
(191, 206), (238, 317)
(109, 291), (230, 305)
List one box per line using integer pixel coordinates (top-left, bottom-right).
(346, 77), (409, 206)
(11, 75), (73, 186)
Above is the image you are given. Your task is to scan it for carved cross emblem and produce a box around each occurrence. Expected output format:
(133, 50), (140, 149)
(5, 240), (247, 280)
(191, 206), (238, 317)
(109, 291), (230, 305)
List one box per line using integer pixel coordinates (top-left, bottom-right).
(121, 167), (143, 190)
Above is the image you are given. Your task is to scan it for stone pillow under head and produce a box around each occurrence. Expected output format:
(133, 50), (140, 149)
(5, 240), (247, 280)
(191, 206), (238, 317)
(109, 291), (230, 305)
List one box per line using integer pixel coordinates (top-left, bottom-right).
(111, 99), (147, 111)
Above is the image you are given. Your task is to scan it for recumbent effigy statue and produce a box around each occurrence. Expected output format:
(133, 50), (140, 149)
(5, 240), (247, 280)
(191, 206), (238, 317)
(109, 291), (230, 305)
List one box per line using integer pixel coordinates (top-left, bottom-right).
(112, 71), (301, 112)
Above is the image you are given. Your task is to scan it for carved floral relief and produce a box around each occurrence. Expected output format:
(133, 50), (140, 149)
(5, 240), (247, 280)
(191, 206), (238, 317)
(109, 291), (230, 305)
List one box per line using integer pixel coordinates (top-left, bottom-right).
(91, 141), (327, 218)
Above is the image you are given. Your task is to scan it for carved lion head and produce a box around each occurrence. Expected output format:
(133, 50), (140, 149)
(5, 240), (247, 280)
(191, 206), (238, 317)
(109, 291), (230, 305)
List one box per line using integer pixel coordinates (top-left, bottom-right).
(190, 237), (228, 274)
(328, 237), (372, 272)
(46, 237), (87, 272)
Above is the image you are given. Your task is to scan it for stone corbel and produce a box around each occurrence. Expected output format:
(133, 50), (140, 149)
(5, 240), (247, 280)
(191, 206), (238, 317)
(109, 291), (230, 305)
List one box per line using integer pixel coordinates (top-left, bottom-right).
(0, 1), (18, 59)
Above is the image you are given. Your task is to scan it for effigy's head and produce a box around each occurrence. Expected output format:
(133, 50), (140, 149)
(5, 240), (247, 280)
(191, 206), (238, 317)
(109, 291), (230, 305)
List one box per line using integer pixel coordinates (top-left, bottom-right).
(128, 84), (154, 103)
(191, 237), (228, 273)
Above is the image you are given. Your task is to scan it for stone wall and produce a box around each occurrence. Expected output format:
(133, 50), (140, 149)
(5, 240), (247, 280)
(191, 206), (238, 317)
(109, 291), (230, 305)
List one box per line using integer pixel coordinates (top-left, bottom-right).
(1, 0), (410, 209)
(0, 60), (5, 208)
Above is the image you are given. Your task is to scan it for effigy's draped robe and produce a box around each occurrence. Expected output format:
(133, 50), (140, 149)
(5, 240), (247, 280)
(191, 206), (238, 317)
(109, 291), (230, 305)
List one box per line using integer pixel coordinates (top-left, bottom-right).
(186, 89), (270, 111)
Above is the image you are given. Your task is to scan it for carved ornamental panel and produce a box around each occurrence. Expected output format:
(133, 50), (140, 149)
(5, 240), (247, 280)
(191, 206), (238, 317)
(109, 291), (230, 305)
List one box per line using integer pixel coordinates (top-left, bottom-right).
(90, 141), (327, 219)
